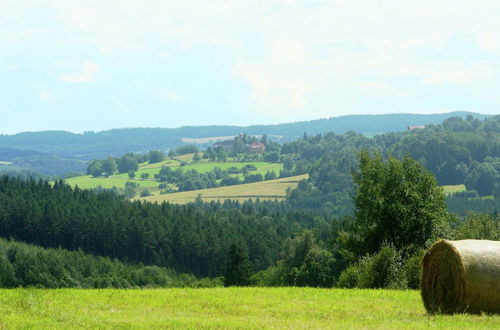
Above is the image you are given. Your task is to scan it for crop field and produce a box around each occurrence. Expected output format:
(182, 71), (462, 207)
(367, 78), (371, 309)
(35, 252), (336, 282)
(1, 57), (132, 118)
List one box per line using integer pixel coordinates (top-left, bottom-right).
(442, 184), (466, 195)
(0, 288), (497, 329)
(141, 174), (307, 204)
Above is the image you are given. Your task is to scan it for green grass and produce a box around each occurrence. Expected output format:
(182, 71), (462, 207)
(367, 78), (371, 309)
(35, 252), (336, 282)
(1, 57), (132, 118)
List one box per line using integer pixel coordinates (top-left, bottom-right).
(65, 176), (161, 190)
(182, 161), (282, 176)
(66, 159), (283, 196)
(442, 184), (466, 195)
(0, 161), (12, 165)
(141, 174), (307, 204)
(0, 288), (497, 329)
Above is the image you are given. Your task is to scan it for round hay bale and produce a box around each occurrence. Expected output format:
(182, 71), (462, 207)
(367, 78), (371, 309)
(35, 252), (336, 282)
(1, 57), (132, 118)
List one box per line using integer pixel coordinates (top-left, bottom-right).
(421, 239), (500, 314)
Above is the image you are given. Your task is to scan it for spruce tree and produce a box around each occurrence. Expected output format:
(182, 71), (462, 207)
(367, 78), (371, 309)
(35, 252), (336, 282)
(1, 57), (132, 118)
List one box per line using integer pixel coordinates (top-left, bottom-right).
(223, 243), (250, 286)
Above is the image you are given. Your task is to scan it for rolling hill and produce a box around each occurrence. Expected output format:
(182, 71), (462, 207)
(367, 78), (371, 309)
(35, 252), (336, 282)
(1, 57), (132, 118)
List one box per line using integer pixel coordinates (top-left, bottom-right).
(0, 112), (489, 161)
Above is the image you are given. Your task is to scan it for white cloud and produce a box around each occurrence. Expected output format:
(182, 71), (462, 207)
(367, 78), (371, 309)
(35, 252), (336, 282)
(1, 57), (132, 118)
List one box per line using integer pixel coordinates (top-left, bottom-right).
(39, 92), (50, 100)
(3, 0), (500, 118)
(234, 38), (315, 114)
(59, 61), (100, 83)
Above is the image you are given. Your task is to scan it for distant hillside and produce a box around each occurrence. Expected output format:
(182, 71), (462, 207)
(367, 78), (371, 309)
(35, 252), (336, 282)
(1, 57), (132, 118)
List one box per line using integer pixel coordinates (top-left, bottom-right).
(0, 112), (489, 162)
(0, 147), (44, 160)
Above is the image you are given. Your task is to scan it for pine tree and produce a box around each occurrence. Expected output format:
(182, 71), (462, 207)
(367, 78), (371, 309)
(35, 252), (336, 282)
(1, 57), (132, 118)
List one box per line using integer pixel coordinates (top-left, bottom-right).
(223, 243), (250, 286)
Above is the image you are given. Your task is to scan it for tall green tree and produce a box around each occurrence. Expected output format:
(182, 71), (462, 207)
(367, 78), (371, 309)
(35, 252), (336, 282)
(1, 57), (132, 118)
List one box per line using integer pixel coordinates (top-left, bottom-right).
(102, 157), (117, 176)
(341, 150), (449, 260)
(117, 154), (139, 173)
(87, 160), (103, 177)
(148, 150), (164, 164)
(223, 243), (250, 286)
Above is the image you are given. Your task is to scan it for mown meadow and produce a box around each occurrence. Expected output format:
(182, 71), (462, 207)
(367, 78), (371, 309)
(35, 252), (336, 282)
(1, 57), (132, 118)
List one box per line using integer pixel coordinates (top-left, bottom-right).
(64, 156), (283, 198)
(0, 288), (498, 329)
(140, 174), (307, 204)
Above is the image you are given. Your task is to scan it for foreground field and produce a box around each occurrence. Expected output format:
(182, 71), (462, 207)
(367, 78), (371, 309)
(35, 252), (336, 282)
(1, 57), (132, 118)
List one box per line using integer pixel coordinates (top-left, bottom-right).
(0, 288), (498, 329)
(140, 174), (307, 204)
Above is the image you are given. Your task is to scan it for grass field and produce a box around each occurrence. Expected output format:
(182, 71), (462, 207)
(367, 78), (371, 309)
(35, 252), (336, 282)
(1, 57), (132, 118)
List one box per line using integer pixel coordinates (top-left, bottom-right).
(0, 288), (497, 329)
(442, 184), (466, 195)
(141, 174), (307, 204)
(65, 158), (283, 197)
(65, 176), (160, 190)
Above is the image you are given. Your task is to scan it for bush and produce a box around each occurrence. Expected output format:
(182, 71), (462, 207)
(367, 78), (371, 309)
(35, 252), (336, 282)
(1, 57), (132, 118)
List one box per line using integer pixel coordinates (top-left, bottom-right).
(337, 245), (407, 289)
(244, 173), (263, 183)
(140, 189), (151, 197)
(336, 264), (361, 288)
(243, 164), (257, 172)
(404, 250), (424, 289)
(220, 177), (240, 186)
(226, 167), (241, 174)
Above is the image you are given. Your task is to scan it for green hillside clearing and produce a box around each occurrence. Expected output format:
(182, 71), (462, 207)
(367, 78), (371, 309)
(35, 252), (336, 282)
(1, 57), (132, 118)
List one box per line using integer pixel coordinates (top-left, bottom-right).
(0, 288), (497, 329)
(65, 158), (283, 196)
(442, 184), (466, 195)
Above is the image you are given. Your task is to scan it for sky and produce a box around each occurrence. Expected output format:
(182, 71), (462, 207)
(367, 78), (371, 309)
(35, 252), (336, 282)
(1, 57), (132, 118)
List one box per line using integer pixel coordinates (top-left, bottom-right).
(1, 0), (500, 134)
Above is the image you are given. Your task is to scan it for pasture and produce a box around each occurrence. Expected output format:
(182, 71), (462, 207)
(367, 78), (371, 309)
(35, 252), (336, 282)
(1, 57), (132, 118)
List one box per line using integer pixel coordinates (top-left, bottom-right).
(65, 158), (283, 196)
(64, 176), (160, 190)
(0, 288), (497, 329)
(140, 174), (307, 204)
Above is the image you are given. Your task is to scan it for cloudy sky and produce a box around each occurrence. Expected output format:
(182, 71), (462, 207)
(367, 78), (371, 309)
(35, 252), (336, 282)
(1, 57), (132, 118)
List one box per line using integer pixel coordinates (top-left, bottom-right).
(1, 0), (499, 133)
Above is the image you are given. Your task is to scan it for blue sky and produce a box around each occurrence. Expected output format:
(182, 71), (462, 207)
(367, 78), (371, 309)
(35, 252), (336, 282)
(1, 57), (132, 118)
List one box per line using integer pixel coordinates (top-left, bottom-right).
(1, 1), (499, 134)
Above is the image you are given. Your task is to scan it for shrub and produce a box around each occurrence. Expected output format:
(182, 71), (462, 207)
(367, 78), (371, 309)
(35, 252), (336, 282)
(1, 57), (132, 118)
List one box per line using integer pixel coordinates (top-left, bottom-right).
(243, 164), (257, 172)
(244, 173), (263, 183)
(140, 189), (151, 197)
(337, 245), (407, 289)
(337, 264), (361, 288)
(226, 167), (241, 174)
(404, 250), (424, 289)
(220, 177), (240, 186)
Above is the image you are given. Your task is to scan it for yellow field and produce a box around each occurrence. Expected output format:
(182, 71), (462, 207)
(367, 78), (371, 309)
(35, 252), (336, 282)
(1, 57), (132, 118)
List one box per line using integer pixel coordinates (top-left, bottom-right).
(442, 184), (466, 195)
(140, 174), (308, 204)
